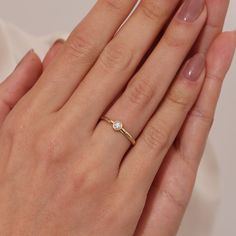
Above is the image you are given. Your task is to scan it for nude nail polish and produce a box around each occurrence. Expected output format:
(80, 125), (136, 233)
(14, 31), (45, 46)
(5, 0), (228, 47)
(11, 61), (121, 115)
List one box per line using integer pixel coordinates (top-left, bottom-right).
(182, 54), (205, 81)
(177, 0), (205, 22)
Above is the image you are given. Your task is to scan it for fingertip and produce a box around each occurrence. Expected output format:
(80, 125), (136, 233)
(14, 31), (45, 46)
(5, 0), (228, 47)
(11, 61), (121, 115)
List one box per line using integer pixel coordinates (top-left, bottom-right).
(0, 50), (43, 114)
(4, 49), (42, 87)
(25, 49), (43, 74)
(14, 49), (43, 82)
(43, 39), (65, 69)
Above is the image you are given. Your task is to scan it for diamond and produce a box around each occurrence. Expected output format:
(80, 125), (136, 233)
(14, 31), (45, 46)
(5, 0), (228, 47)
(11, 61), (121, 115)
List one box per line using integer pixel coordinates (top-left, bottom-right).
(113, 121), (123, 131)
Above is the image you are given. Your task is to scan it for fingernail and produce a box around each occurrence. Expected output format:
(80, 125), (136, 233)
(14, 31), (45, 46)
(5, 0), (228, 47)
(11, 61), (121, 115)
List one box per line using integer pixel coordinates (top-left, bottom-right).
(15, 49), (34, 69)
(45, 39), (64, 61)
(182, 54), (205, 81)
(52, 38), (65, 47)
(177, 0), (205, 22)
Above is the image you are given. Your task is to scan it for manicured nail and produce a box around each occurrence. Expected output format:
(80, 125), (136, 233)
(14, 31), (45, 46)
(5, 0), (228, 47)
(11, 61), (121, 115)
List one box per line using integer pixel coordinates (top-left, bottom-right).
(15, 49), (34, 69)
(182, 54), (205, 81)
(177, 0), (205, 22)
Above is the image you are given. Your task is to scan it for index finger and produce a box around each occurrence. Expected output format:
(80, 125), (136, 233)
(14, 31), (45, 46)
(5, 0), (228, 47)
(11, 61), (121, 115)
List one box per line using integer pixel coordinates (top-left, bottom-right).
(27, 0), (138, 112)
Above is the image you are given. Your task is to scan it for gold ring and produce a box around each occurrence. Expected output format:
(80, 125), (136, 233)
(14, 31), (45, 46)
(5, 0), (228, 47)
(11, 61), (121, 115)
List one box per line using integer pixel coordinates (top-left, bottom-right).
(101, 116), (136, 145)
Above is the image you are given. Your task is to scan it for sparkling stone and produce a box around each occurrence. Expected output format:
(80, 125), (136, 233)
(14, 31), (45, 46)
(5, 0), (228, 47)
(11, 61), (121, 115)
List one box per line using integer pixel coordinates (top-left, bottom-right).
(113, 121), (123, 131)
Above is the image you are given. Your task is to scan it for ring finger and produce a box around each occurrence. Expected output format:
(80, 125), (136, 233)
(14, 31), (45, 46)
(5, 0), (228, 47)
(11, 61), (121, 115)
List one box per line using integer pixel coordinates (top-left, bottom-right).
(119, 52), (206, 193)
(62, 0), (182, 127)
(93, 0), (207, 164)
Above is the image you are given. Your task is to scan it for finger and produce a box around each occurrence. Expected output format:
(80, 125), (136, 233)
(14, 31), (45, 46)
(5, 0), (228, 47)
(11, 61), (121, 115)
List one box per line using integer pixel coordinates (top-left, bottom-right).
(42, 39), (65, 69)
(93, 1), (207, 166)
(29, 0), (138, 112)
(63, 0), (182, 123)
(134, 146), (194, 236)
(119, 53), (206, 196)
(0, 50), (42, 125)
(133, 31), (236, 236)
(179, 31), (236, 165)
(193, 0), (229, 54)
(124, 0), (229, 77)
(134, 3), (231, 234)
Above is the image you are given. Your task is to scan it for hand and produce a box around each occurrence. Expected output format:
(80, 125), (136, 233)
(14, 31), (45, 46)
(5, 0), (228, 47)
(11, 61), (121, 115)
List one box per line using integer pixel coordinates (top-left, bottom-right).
(1, 33), (234, 236)
(0, 41), (62, 125)
(134, 31), (236, 236)
(0, 50), (42, 125)
(0, 1), (235, 236)
(135, 0), (233, 235)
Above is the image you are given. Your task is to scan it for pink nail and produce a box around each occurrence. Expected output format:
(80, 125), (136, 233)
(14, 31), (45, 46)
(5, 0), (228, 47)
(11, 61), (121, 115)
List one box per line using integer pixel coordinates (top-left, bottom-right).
(177, 0), (205, 22)
(182, 54), (205, 81)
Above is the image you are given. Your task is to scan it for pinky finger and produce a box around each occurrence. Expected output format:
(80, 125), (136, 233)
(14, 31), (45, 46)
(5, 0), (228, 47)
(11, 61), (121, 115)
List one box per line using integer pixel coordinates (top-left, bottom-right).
(0, 50), (42, 125)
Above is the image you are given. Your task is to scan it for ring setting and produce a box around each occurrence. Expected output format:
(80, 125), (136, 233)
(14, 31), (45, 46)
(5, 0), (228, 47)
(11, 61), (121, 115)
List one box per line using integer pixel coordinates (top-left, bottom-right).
(113, 121), (123, 131)
(101, 116), (136, 145)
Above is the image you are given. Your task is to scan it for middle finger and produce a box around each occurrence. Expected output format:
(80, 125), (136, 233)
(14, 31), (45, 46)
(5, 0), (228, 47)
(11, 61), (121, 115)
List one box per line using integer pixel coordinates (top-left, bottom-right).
(61, 0), (182, 127)
(93, 0), (207, 161)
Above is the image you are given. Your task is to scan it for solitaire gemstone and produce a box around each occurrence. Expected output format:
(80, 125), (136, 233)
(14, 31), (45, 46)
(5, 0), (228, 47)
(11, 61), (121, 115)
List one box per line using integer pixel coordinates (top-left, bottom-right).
(113, 121), (123, 131)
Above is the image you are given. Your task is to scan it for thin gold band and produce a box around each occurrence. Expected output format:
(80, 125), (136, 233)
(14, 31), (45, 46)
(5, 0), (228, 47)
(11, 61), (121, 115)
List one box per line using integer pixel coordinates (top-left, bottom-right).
(101, 116), (136, 145)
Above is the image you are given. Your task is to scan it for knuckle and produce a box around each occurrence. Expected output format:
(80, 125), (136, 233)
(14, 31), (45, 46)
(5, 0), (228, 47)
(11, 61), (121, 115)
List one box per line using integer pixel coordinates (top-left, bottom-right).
(190, 107), (214, 128)
(125, 79), (154, 106)
(163, 32), (187, 48)
(0, 97), (13, 112)
(55, 168), (103, 207)
(160, 188), (187, 210)
(143, 123), (170, 151)
(72, 170), (97, 194)
(99, 41), (133, 72)
(205, 21), (221, 33)
(178, 148), (197, 175)
(66, 30), (98, 63)
(166, 89), (190, 112)
(32, 125), (67, 163)
(101, 0), (125, 11)
(140, 0), (165, 21)
(72, 163), (107, 196)
(207, 72), (223, 82)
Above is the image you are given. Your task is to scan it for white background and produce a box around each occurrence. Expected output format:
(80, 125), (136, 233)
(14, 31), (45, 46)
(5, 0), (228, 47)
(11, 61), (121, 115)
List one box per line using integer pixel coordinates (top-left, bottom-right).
(0, 0), (235, 235)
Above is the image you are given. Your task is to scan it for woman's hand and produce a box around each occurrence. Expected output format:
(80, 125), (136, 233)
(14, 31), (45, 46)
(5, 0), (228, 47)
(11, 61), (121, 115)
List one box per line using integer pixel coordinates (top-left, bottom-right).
(0, 0), (235, 236)
(134, 31), (236, 236)
(0, 50), (42, 125)
(135, 0), (233, 235)
(0, 40), (63, 126)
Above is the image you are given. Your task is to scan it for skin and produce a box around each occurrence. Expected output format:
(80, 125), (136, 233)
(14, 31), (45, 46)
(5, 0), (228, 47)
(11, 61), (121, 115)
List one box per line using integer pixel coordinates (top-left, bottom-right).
(0, 0), (235, 235)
